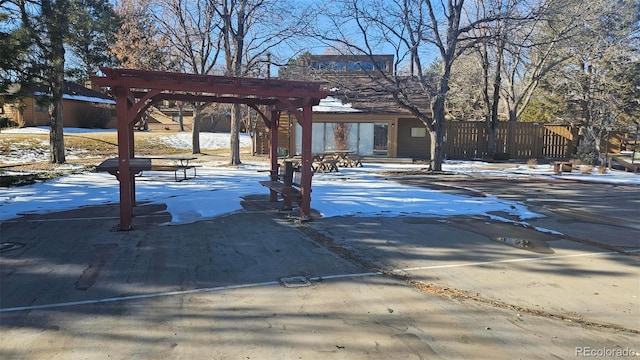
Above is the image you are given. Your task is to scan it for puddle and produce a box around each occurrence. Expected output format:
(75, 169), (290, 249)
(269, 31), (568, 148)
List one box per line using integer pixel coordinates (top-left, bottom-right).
(442, 217), (557, 254)
(493, 237), (554, 254)
(0, 242), (25, 253)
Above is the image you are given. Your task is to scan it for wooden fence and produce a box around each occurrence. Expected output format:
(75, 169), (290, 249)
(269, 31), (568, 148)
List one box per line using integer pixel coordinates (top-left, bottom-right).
(443, 122), (579, 160)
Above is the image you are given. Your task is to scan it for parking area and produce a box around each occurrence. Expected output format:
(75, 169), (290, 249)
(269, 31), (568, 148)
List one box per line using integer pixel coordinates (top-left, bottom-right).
(0, 176), (638, 359)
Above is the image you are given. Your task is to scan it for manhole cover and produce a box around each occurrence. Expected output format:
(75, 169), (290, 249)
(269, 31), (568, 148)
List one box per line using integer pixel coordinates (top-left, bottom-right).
(279, 276), (311, 288)
(0, 242), (25, 253)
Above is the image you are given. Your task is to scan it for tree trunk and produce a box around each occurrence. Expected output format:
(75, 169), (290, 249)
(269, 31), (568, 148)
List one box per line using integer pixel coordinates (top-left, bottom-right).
(49, 96), (65, 163)
(178, 102), (184, 132)
(486, 122), (497, 157)
(192, 105), (201, 154)
(49, 26), (66, 164)
(230, 103), (241, 165)
(43, 1), (68, 164)
(488, 40), (504, 158)
(508, 107), (517, 122)
(429, 92), (446, 171)
(228, 0), (246, 166)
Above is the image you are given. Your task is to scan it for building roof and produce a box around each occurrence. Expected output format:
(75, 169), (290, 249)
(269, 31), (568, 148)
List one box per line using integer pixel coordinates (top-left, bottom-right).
(279, 54), (432, 115)
(5, 81), (115, 105)
(60, 81), (116, 104)
(315, 73), (431, 115)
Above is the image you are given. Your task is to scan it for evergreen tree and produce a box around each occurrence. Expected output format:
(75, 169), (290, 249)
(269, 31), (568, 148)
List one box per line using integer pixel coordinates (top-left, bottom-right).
(67, 0), (121, 83)
(4, 0), (118, 163)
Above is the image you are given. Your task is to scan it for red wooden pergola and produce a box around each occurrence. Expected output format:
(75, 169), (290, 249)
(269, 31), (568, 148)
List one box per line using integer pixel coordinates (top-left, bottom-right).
(92, 68), (328, 230)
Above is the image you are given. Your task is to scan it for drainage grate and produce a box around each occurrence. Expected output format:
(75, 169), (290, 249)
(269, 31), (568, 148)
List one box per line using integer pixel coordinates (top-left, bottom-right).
(0, 242), (25, 253)
(279, 276), (311, 288)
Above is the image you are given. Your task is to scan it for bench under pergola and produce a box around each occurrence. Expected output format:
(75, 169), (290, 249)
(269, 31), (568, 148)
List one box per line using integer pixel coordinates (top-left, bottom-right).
(92, 68), (328, 230)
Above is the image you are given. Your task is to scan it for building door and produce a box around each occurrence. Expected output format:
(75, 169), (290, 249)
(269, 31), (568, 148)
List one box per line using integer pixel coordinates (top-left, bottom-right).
(397, 118), (429, 158)
(373, 123), (388, 155)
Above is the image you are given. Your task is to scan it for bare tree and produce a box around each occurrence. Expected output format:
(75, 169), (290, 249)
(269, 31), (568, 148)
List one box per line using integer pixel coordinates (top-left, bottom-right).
(216, 0), (313, 165)
(314, 0), (534, 170)
(499, 0), (584, 123)
(150, 0), (224, 153)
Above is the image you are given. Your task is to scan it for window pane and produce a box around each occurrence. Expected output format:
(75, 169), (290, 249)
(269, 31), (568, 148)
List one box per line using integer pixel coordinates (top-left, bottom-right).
(347, 123), (358, 151)
(296, 123), (327, 154)
(324, 123), (335, 151)
(295, 123), (302, 154)
(359, 123), (375, 155)
(411, 127), (427, 137)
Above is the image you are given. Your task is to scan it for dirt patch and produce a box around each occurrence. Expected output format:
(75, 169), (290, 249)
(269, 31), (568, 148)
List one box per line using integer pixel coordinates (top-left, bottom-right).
(409, 279), (640, 335)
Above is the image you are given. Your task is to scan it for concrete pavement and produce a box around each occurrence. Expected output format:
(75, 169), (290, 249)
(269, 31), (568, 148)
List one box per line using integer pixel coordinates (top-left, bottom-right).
(0, 175), (638, 359)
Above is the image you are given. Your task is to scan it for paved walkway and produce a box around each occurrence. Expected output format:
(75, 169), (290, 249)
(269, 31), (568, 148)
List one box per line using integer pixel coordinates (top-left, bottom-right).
(0, 176), (638, 359)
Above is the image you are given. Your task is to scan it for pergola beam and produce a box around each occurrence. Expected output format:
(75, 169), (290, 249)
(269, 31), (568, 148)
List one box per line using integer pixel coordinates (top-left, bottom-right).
(98, 68), (322, 99)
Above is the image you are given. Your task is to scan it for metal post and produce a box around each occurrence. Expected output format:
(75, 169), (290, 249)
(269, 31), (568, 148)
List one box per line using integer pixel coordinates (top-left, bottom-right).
(269, 110), (280, 202)
(283, 161), (294, 210)
(633, 122), (639, 165)
(300, 102), (313, 220)
(605, 126), (611, 168)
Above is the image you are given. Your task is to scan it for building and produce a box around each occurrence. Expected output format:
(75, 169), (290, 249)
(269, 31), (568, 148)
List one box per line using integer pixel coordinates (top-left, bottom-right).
(254, 54), (433, 159)
(1, 81), (117, 128)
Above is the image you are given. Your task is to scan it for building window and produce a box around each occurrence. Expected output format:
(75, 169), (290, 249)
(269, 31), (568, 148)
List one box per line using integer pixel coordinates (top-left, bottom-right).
(411, 127), (426, 137)
(348, 61), (375, 71)
(34, 98), (49, 113)
(296, 122), (387, 156)
(376, 61), (388, 71)
(309, 61), (346, 71)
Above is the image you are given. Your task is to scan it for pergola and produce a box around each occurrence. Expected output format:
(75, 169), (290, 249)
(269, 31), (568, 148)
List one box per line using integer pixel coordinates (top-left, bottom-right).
(92, 68), (328, 230)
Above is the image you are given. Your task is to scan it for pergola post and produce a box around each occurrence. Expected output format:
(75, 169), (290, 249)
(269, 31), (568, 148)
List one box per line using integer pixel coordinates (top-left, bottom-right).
(114, 86), (133, 230)
(269, 110), (280, 202)
(299, 102), (314, 220)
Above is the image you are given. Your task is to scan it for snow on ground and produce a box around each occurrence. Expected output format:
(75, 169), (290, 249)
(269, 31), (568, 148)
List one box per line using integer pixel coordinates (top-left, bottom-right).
(155, 132), (251, 150)
(443, 160), (640, 185)
(0, 163), (543, 225)
(1, 160), (637, 227)
(1, 127), (638, 226)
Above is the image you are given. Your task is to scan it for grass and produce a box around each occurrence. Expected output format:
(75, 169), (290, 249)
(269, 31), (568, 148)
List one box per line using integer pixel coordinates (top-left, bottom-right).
(0, 130), (253, 186)
(0, 131), (191, 161)
(0, 170), (83, 187)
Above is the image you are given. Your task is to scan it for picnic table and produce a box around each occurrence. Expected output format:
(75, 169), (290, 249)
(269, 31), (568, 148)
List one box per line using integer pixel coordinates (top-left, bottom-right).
(332, 150), (362, 167)
(281, 151), (363, 174)
(316, 150), (362, 171)
(312, 153), (340, 173)
(96, 156), (199, 182)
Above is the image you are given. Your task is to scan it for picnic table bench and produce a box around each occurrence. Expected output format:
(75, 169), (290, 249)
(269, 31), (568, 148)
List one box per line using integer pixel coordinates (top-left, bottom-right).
(612, 155), (640, 173)
(96, 156), (200, 182)
(259, 161), (302, 210)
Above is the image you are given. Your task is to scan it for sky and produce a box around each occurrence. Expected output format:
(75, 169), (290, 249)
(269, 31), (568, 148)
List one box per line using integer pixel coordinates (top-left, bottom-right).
(2, 129), (639, 229)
